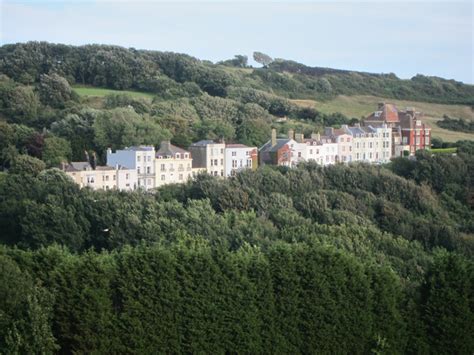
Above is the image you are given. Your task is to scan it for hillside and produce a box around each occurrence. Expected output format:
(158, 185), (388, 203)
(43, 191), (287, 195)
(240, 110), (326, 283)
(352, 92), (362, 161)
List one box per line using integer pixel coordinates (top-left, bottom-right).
(292, 95), (474, 142)
(1, 41), (474, 354)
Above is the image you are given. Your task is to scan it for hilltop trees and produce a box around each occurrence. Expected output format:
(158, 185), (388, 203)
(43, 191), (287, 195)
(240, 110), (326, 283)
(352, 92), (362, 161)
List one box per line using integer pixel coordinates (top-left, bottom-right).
(253, 51), (273, 67)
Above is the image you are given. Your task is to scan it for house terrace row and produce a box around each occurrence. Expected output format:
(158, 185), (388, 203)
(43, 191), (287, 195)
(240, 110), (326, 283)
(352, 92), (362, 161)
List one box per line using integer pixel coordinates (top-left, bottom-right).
(62, 103), (431, 191)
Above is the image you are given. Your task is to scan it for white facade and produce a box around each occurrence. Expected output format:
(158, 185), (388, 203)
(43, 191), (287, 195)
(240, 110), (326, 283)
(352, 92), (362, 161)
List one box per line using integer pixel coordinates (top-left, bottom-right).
(224, 144), (257, 177)
(343, 124), (391, 163)
(106, 146), (155, 190)
(189, 140), (226, 177)
(335, 133), (353, 163)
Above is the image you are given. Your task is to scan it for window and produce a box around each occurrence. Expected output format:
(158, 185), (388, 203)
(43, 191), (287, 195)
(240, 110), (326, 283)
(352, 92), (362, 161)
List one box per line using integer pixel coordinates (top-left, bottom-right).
(161, 175), (165, 181)
(113, 175), (116, 181)
(211, 160), (214, 166)
(220, 149), (224, 154)
(147, 179), (151, 185)
(232, 151), (236, 157)
(298, 152), (302, 158)
(220, 170), (224, 176)
(184, 154), (188, 159)
(220, 159), (223, 165)
(137, 156), (141, 162)
(137, 167), (141, 174)
(232, 160), (237, 168)
(176, 153), (180, 159)
(245, 151), (250, 156)
(147, 156), (151, 162)
(105, 175), (109, 181)
(146, 167), (151, 174)
(179, 174), (183, 180)
(247, 159), (252, 167)
(369, 142), (373, 149)
(161, 164), (165, 171)
(310, 149), (313, 154)
(126, 173), (129, 179)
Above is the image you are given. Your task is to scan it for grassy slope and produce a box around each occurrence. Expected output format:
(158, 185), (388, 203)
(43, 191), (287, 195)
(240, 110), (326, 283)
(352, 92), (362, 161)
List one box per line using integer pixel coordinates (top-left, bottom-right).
(73, 84), (473, 142)
(292, 95), (474, 142)
(73, 86), (154, 100)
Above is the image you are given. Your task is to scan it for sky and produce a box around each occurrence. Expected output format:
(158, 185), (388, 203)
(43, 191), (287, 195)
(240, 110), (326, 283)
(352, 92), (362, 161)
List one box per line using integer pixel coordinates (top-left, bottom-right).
(1, 1), (473, 84)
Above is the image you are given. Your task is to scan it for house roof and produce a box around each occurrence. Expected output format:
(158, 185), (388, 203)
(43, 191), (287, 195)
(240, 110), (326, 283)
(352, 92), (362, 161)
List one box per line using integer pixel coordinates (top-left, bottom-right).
(190, 140), (217, 147)
(366, 103), (399, 123)
(156, 143), (189, 157)
(64, 161), (91, 172)
(260, 138), (293, 153)
(226, 144), (250, 148)
(124, 146), (155, 152)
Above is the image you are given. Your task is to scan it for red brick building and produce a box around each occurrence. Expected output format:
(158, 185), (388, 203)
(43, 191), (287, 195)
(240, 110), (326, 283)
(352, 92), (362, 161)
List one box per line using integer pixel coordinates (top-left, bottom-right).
(364, 103), (431, 156)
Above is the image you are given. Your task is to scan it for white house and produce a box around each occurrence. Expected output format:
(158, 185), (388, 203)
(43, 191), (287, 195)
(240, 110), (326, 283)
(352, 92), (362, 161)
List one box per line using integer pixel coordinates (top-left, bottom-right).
(106, 146), (155, 190)
(188, 140), (226, 177)
(224, 144), (258, 177)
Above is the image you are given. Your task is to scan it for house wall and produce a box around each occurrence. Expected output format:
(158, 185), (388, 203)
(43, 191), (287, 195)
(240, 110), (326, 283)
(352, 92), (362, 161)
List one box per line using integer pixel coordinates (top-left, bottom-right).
(106, 147), (155, 190)
(155, 155), (193, 187)
(224, 147), (257, 177)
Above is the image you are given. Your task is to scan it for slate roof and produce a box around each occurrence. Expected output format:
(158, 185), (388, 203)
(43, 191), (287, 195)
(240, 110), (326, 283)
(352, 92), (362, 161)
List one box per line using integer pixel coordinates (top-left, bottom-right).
(64, 162), (91, 172)
(226, 144), (250, 148)
(156, 143), (189, 157)
(260, 138), (292, 153)
(190, 140), (216, 147)
(125, 146), (155, 151)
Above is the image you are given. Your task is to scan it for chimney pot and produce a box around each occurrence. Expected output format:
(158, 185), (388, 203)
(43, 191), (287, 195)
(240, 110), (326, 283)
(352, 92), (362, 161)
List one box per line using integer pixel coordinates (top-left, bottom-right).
(288, 129), (294, 140)
(271, 128), (277, 147)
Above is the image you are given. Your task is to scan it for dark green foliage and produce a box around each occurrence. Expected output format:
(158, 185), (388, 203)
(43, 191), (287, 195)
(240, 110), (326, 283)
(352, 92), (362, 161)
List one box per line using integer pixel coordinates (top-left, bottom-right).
(0, 41), (473, 354)
(437, 114), (474, 133)
(420, 252), (474, 354)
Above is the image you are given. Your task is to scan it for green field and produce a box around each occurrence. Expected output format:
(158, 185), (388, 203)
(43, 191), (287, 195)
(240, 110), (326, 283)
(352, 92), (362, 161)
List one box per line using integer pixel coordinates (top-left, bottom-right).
(292, 95), (474, 142)
(430, 147), (458, 154)
(73, 86), (154, 100)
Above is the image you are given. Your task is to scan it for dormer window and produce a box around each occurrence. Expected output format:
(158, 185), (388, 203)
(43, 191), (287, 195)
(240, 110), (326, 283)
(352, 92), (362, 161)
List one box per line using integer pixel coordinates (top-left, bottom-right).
(176, 153), (180, 159)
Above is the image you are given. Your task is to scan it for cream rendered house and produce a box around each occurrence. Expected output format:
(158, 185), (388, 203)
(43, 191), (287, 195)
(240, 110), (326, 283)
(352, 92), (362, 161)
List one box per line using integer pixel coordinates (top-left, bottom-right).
(155, 141), (193, 187)
(63, 162), (137, 191)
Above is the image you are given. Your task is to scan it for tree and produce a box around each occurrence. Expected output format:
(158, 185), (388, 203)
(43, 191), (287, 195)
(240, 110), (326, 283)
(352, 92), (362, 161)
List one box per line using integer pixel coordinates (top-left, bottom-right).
(4, 86), (40, 124)
(253, 52), (273, 67)
(9, 155), (46, 176)
(0, 255), (57, 354)
(420, 252), (474, 354)
(37, 73), (73, 109)
(42, 136), (72, 167)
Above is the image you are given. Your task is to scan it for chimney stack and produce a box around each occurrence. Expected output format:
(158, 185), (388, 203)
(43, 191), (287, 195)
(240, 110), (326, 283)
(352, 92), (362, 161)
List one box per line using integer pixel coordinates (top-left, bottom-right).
(288, 129), (294, 140)
(91, 151), (97, 170)
(271, 128), (277, 147)
(324, 127), (334, 136)
(311, 132), (321, 141)
(160, 140), (171, 151)
(295, 133), (304, 143)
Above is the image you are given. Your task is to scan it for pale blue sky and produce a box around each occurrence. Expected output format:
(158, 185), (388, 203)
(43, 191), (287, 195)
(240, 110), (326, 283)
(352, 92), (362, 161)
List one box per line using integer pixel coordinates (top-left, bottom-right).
(1, 1), (473, 83)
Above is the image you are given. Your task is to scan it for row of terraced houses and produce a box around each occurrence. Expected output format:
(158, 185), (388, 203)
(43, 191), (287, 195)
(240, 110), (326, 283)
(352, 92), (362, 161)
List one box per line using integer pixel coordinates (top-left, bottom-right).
(62, 103), (430, 191)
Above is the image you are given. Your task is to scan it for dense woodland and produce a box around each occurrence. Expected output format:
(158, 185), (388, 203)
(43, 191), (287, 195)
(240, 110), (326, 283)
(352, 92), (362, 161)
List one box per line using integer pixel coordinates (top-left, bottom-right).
(0, 42), (473, 354)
